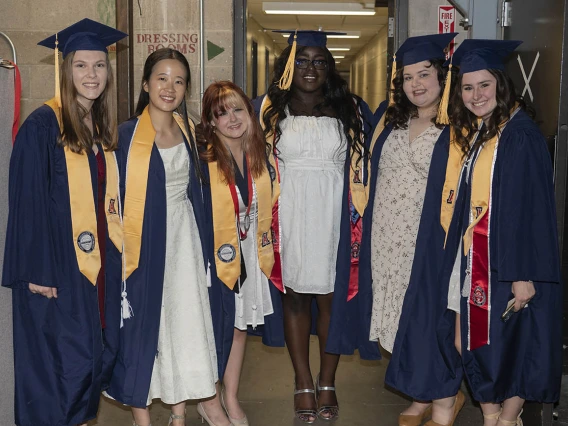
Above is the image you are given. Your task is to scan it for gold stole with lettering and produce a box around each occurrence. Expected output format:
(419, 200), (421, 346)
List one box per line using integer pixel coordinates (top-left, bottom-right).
(45, 98), (122, 285)
(122, 106), (194, 280)
(208, 157), (274, 290)
(441, 107), (518, 253)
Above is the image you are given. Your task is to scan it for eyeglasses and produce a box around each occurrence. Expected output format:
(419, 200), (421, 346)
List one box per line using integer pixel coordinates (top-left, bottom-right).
(294, 59), (328, 70)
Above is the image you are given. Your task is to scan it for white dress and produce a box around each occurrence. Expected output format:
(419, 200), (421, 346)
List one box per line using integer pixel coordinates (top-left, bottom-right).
(146, 143), (218, 405)
(234, 184), (274, 330)
(277, 111), (346, 294)
(369, 124), (441, 352)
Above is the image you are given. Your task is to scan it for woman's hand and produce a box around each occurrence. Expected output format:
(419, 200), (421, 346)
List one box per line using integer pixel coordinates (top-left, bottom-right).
(511, 281), (535, 311)
(29, 283), (58, 299)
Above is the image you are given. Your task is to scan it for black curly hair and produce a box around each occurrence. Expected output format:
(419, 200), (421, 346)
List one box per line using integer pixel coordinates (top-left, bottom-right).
(261, 45), (368, 166)
(450, 68), (528, 156)
(384, 59), (448, 130)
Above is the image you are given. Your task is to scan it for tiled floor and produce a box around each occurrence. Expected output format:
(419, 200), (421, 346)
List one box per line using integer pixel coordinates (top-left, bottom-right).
(91, 336), (487, 425)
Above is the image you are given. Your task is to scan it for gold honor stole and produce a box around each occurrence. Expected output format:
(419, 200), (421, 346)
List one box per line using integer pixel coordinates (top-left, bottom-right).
(208, 157), (274, 290)
(119, 106), (194, 323)
(45, 98), (122, 285)
(258, 96), (284, 292)
(440, 108), (519, 350)
(123, 106), (194, 280)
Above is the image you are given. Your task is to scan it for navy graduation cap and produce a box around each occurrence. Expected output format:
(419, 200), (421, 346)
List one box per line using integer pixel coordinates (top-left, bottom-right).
(274, 29), (345, 90)
(451, 39), (522, 74)
(389, 32), (458, 123)
(395, 32), (458, 66)
(38, 18), (127, 58)
(273, 30), (346, 48)
(38, 18), (127, 107)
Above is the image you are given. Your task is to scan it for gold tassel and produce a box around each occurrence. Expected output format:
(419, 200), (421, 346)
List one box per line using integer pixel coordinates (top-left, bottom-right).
(278, 31), (298, 91)
(436, 63), (452, 125)
(388, 55), (397, 106)
(55, 33), (61, 108)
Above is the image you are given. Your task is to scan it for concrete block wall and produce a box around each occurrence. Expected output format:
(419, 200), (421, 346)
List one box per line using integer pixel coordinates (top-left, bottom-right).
(0, 0), (117, 123)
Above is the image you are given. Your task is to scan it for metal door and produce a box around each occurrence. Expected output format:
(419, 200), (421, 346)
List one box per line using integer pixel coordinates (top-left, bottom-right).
(502, 1), (568, 425)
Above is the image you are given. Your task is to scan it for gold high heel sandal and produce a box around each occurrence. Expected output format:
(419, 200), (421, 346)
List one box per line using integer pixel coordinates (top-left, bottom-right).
(483, 408), (502, 423)
(220, 387), (249, 426)
(197, 402), (234, 426)
(399, 404), (433, 426)
(424, 390), (465, 426)
(498, 409), (523, 426)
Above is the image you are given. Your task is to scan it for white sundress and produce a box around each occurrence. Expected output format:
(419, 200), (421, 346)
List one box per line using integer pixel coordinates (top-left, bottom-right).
(369, 124), (441, 352)
(146, 143), (218, 405)
(276, 111), (347, 294)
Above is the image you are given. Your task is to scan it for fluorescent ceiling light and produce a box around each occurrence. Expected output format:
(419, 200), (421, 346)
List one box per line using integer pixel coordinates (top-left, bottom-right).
(328, 47), (350, 51)
(335, 61), (341, 64)
(280, 32), (360, 39)
(333, 56), (345, 59)
(263, 2), (376, 16)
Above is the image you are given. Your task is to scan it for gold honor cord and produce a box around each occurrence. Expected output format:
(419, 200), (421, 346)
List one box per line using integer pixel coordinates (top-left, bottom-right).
(209, 158), (274, 290)
(45, 99), (121, 285)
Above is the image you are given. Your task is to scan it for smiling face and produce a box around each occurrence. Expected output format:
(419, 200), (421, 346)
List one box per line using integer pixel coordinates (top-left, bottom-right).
(461, 69), (498, 123)
(291, 46), (329, 94)
(402, 60), (442, 111)
(72, 50), (109, 110)
(143, 58), (188, 113)
(211, 95), (250, 144)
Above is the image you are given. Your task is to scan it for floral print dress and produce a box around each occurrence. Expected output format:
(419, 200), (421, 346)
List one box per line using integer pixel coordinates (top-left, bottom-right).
(369, 123), (442, 352)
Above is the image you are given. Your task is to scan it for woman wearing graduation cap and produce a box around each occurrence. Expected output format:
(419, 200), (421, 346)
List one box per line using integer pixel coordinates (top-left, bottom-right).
(252, 29), (378, 423)
(103, 48), (219, 426)
(439, 39), (562, 425)
(359, 32), (466, 426)
(1, 18), (126, 426)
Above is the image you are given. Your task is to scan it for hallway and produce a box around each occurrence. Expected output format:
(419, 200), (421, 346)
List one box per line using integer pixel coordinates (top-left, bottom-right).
(93, 336), (480, 425)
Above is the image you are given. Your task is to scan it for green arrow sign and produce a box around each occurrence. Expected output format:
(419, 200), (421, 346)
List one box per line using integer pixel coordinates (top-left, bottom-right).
(207, 40), (225, 61)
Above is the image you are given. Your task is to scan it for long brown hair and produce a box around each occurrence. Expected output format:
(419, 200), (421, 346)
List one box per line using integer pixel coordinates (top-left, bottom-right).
(134, 48), (205, 183)
(385, 59), (448, 130)
(200, 81), (267, 184)
(450, 69), (528, 155)
(59, 51), (117, 153)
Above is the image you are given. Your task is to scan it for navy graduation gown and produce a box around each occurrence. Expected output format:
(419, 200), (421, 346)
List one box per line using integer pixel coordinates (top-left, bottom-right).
(105, 116), (209, 408)
(2, 105), (122, 426)
(252, 94), (381, 360)
(199, 160), (285, 381)
(454, 110), (562, 403)
(378, 122), (464, 400)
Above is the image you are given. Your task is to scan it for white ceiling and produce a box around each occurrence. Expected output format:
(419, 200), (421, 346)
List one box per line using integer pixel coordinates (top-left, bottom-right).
(247, 0), (388, 70)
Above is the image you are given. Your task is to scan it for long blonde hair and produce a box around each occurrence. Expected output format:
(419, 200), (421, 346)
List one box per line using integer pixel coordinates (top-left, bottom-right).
(59, 51), (118, 153)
